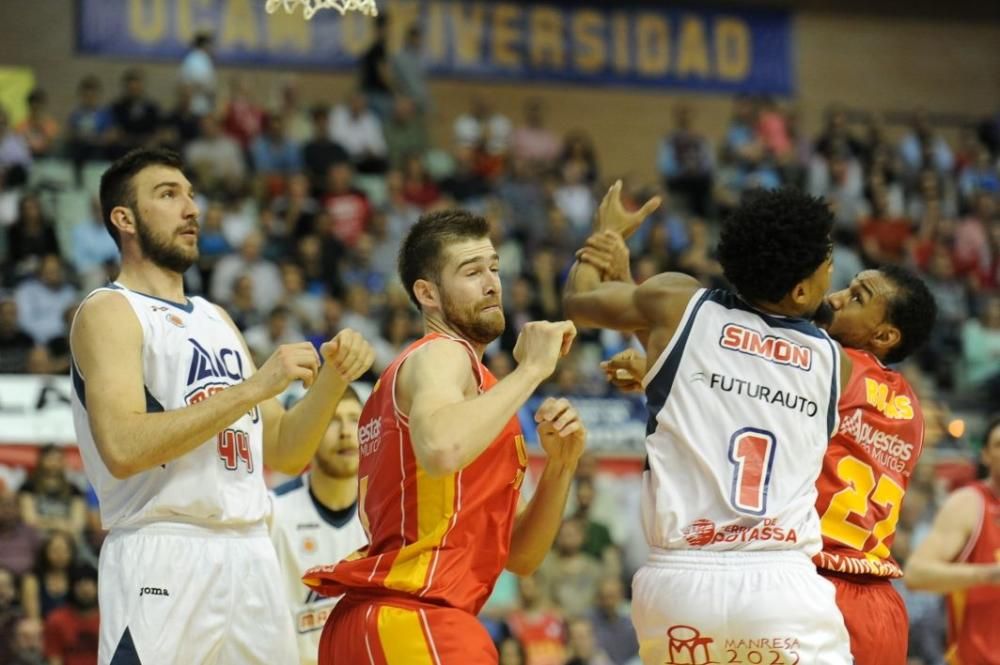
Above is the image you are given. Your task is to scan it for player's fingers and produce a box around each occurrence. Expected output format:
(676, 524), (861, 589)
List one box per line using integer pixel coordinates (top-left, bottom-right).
(579, 252), (610, 273)
(558, 421), (583, 438)
(294, 366), (315, 389)
(349, 347), (375, 378)
(534, 397), (560, 423)
(636, 195), (662, 219)
(553, 406), (578, 431)
(558, 321), (577, 356)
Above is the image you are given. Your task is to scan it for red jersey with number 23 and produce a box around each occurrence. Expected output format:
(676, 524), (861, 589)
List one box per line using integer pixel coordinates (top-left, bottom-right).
(814, 348), (924, 577)
(303, 333), (527, 615)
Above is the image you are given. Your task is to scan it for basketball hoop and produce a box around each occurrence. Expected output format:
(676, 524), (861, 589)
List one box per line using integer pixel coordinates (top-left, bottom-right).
(265, 0), (378, 20)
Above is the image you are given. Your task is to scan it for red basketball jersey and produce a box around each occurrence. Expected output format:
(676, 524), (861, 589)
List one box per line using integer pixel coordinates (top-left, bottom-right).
(303, 333), (527, 615)
(814, 348), (924, 577)
(947, 482), (1000, 665)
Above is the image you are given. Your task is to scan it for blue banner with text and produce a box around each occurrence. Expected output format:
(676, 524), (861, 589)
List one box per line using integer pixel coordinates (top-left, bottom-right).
(78, 0), (793, 94)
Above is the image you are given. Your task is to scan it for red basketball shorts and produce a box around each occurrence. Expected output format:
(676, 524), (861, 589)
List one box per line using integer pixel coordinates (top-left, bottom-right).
(822, 571), (908, 665)
(317, 594), (498, 665)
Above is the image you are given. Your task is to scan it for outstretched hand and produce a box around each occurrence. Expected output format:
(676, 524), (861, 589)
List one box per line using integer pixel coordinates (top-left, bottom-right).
(595, 180), (661, 239)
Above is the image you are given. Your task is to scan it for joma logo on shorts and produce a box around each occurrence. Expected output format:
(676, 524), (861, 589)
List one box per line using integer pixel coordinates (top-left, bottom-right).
(139, 587), (170, 597)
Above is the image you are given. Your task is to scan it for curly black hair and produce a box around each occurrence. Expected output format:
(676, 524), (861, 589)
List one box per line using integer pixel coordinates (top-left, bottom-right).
(717, 188), (834, 304)
(398, 209), (490, 309)
(878, 264), (937, 365)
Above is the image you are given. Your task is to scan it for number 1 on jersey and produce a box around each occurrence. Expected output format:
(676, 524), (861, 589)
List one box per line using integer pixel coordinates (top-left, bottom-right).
(728, 428), (777, 515)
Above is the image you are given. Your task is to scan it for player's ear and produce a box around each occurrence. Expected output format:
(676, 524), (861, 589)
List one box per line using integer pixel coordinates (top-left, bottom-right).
(413, 279), (439, 310)
(110, 206), (136, 240)
(872, 324), (901, 356)
(789, 280), (809, 307)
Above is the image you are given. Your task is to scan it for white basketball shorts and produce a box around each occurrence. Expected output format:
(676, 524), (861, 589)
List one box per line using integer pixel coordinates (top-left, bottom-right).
(97, 521), (298, 665)
(631, 549), (853, 665)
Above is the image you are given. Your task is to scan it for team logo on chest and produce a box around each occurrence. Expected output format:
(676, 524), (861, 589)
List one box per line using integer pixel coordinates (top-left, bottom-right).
(186, 338), (246, 385)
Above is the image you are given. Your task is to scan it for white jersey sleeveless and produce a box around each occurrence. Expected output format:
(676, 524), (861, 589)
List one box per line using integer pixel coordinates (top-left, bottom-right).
(71, 283), (269, 530)
(641, 288), (841, 555)
(270, 473), (367, 665)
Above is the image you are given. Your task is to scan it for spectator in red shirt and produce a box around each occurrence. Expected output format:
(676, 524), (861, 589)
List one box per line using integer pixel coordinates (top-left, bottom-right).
(860, 184), (913, 266)
(401, 153), (441, 209)
(321, 161), (371, 248)
(505, 573), (567, 665)
(44, 565), (99, 665)
(222, 77), (264, 150)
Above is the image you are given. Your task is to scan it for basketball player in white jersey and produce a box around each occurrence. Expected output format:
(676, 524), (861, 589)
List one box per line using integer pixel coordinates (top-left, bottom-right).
(564, 183), (854, 664)
(270, 385), (367, 665)
(69, 148), (375, 665)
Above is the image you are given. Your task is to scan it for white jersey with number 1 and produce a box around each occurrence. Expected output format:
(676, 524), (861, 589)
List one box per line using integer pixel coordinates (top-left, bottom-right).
(640, 287), (841, 555)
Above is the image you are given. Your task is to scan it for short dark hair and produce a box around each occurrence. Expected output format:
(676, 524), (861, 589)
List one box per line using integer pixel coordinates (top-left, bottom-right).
(717, 188), (833, 304)
(99, 148), (184, 249)
(397, 210), (491, 309)
(878, 264), (937, 364)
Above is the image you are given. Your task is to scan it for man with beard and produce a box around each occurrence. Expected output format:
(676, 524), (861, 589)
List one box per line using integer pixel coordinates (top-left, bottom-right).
(586, 230), (937, 665)
(270, 386), (369, 665)
(563, 184), (854, 663)
(303, 210), (587, 664)
(69, 148), (376, 664)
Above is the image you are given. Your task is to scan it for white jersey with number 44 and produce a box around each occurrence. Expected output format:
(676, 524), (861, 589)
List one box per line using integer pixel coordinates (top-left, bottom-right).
(71, 283), (269, 530)
(640, 288), (841, 555)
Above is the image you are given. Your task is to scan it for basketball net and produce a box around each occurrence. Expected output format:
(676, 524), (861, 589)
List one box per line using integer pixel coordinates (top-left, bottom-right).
(265, 0), (378, 20)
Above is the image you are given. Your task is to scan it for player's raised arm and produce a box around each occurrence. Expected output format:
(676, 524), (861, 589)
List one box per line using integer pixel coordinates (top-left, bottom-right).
(402, 321), (575, 477)
(71, 292), (315, 479)
(905, 487), (1000, 593)
(563, 183), (699, 336)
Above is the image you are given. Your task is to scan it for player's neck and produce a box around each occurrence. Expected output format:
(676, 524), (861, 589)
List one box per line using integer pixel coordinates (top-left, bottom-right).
(309, 471), (358, 511)
(423, 317), (487, 358)
(115, 261), (186, 304)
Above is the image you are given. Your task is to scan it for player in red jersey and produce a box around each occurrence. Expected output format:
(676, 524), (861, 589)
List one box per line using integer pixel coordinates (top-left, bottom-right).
(810, 265), (936, 665)
(303, 210), (587, 664)
(907, 417), (1000, 665)
(580, 231), (937, 665)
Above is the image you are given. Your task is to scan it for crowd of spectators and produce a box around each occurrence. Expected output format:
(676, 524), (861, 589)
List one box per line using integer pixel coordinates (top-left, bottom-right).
(1, 19), (998, 665)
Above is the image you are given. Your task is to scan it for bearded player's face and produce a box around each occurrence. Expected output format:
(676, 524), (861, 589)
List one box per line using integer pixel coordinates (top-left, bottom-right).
(436, 238), (505, 345)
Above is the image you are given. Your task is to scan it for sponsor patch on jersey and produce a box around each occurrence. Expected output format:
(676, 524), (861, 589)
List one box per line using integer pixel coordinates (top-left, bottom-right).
(695, 371), (820, 417)
(358, 416), (382, 456)
(719, 324), (812, 371)
(863, 378), (914, 420)
(680, 518), (798, 546)
(302, 536), (318, 554)
(166, 313), (185, 328)
(839, 408), (915, 474)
